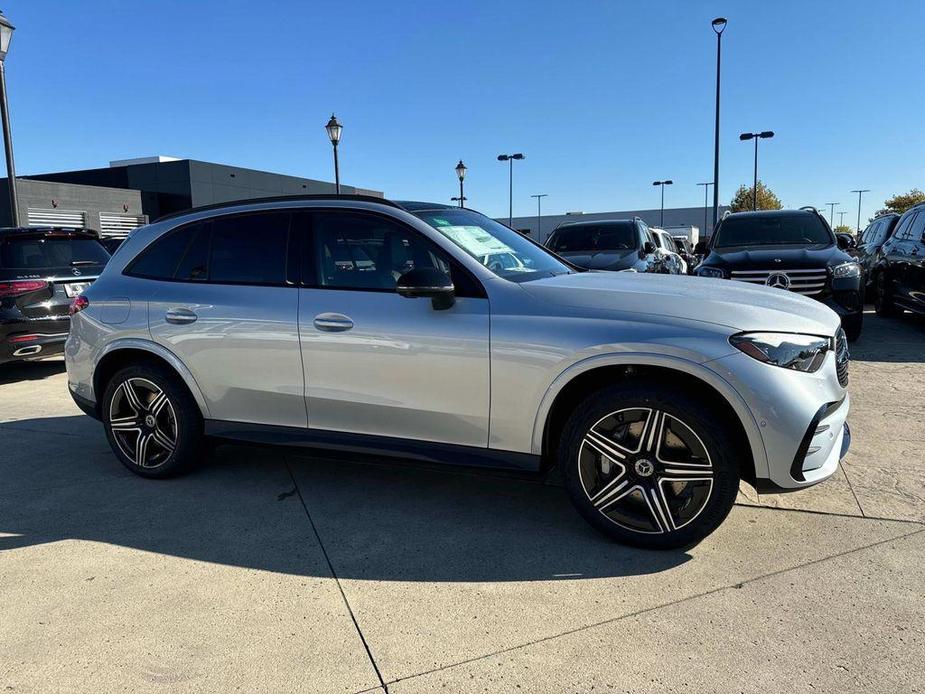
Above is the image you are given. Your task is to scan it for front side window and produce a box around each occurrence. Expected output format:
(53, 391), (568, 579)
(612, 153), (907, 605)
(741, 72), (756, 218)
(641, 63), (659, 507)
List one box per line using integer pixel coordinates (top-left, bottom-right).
(412, 208), (571, 282)
(311, 211), (451, 291)
(713, 214), (833, 248)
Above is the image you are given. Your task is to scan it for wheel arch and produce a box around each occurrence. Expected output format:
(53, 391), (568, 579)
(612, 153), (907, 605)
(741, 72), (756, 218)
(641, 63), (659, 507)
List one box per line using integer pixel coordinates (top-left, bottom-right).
(533, 354), (768, 484)
(93, 339), (211, 419)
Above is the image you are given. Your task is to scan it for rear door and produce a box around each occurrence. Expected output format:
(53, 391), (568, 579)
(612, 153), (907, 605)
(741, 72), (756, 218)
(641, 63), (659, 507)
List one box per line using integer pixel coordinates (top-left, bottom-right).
(902, 212), (925, 311)
(140, 211), (306, 428)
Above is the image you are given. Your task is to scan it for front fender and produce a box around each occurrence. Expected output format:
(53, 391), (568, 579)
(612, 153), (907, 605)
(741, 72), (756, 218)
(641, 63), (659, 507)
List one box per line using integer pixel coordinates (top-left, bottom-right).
(529, 352), (770, 480)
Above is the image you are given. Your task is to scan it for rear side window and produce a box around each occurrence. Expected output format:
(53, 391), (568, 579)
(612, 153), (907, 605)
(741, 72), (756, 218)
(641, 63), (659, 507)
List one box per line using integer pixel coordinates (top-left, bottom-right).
(209, 213), (289, 285)
(0, 236), (109, 270)
(127, 213), (290, 285)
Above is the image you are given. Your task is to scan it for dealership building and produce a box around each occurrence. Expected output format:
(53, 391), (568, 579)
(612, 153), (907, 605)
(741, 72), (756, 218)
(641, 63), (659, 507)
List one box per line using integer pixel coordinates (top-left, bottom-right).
(502, 205), (731, 245)
(0, 156), (382, 238)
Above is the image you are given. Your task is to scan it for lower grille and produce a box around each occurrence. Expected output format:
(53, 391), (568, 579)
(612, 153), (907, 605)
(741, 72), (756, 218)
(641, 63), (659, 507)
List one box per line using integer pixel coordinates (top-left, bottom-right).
(730, 268), (828, 296)
(835, 328), (849, 386)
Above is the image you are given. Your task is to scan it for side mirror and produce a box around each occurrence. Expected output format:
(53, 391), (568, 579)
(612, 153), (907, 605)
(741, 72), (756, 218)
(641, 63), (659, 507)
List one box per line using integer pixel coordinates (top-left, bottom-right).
(396, 268), (455, 310)
(694, 241), (708, 255)
(642, 241), (656, 255)
(836, 233), (855, 250)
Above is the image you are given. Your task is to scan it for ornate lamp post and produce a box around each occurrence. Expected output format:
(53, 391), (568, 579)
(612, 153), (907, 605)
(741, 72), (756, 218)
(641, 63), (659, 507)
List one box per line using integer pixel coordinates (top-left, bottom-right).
(325, 114), (343, 194)
(455, 160), (467, 207)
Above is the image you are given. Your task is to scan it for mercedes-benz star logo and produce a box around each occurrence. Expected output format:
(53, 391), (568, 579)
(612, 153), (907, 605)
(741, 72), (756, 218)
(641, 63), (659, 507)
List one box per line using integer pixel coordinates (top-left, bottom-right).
(766, 272), (791, 290)
(71, 267), (82, 276)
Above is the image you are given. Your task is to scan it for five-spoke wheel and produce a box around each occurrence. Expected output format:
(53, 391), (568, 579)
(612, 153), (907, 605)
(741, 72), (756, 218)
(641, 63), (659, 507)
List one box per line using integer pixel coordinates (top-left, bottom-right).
(562, 383), (739, 548)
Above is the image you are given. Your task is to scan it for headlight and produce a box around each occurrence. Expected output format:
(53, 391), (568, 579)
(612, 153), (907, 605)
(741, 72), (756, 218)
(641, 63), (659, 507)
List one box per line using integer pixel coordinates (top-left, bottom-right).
(730, 332), (831, 372)
(831, 262), (860, 279)
(697, 266), (725, 279)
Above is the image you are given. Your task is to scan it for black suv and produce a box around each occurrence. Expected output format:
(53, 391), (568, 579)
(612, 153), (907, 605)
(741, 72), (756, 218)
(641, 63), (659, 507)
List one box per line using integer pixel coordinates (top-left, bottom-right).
(544, 218), (674, 273)
(872, 202), (925, 318)
(854, 213), (900, 290)
(0, 227), (110, 364)
(695, 209), (864, 340)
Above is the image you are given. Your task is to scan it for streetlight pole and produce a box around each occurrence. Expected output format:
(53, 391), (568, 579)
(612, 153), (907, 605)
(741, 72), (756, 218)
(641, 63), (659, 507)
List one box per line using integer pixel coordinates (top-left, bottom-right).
(497, 153), (524, 227)
(738, 131), (774, 210)
(825, 202), (839, 228)
(0, 12), (19, 227)
(531, 193), (547, 240)
(697, 182), (713, 239)
(711, 17), (727, 230)
(652, 180), (673, 226)
(455, 160), (467, 208)
(325, 114), (343, 194)
(837, 211), (847, 228)
(851, 189), (870, 233)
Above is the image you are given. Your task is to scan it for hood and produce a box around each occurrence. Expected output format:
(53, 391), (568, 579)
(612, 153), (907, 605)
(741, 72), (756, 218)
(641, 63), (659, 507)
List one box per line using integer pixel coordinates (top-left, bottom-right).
(520, 271), (841, 336)
(703, 244), (851, 271)
(557, 249), (639, 271)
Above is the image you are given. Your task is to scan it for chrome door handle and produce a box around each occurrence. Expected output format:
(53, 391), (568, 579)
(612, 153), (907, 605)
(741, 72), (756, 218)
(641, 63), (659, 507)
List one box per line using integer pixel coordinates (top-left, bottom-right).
(165, 307), (198, 325)
(313, 313), (354, 332)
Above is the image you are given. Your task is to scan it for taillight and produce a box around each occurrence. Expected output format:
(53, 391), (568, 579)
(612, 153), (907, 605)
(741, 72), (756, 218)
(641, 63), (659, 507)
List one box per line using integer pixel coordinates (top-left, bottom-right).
(69, 295), (89, 315)
(0, 280), (49, 298)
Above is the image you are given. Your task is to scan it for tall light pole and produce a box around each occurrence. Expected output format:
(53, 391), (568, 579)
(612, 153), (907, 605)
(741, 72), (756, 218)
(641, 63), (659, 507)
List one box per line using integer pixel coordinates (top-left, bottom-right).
(325, 114), (343, 194)
(652, 180), (673, 226)
(851, 189), (870, 233)
(738, 131), (774, 210)
(837, 211), (847, 228)
(697, 182), (713, 239)
(0, 12), (19, 227)
(497, 153), (524, 227)
(454, 160), (467, 208)
(711, 17), (727, 230)
(530, 193), (547, 240)
(825, 202), (839, 228)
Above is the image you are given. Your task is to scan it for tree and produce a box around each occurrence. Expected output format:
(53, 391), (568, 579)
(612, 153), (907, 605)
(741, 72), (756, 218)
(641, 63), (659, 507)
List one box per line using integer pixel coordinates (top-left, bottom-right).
(875, 189), (925, 217)
(729, 181), (783, 212)
(834, 224), (854, 235)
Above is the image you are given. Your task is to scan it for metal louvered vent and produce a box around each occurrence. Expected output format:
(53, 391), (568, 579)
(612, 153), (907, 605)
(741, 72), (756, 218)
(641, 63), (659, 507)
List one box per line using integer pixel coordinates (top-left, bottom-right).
(99, 213), (147, 238)
(27, 208), (87, 228)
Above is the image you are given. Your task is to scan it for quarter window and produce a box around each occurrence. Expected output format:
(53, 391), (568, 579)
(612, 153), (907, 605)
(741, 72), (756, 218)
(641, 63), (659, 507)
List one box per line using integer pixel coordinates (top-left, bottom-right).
(127, 223), (201, 279)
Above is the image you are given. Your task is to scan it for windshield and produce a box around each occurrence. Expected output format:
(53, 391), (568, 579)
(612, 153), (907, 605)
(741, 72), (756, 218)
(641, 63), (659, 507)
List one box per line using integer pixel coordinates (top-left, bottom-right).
(412, 208), (572, 282)
(0, 235), (110, 270)
(714, 214), (833, 248)
(548, 223), (637, 252)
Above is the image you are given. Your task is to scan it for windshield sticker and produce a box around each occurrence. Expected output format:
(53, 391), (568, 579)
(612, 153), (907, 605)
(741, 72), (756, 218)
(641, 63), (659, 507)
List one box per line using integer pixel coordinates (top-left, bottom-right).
(438, 225), (515, 256)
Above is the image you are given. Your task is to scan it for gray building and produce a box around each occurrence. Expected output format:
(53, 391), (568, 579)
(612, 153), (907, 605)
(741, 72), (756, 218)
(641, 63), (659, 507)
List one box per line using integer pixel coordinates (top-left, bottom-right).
(501, 205), (731, 245)
(1, 155), (383, 237)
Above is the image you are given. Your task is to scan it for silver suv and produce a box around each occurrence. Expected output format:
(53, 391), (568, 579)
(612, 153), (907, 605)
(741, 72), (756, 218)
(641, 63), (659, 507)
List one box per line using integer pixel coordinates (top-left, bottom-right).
(65, 196), (851, 549)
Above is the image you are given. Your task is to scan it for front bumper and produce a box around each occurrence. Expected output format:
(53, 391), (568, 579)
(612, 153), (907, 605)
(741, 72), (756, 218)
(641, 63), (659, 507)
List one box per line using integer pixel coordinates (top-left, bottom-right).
(708, 349), (850, 491)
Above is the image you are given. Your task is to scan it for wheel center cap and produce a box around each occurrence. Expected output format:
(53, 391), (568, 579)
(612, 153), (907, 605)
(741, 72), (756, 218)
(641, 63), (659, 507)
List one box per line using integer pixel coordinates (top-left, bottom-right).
(144, 414), (156, 428)
(634, 459), (655, 477)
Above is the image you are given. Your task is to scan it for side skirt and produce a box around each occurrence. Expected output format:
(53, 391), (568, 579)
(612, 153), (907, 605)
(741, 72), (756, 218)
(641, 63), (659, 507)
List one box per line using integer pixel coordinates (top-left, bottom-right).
(204, 420), (543, 472)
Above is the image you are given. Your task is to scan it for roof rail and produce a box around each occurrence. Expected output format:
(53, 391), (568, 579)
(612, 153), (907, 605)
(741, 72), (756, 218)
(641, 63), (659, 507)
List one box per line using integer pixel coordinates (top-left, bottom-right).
(154, 193), (398, 223)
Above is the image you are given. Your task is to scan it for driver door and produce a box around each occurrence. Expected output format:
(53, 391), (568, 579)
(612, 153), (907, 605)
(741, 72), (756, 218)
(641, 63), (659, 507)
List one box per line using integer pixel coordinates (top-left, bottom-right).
(296, 209), (491, 447)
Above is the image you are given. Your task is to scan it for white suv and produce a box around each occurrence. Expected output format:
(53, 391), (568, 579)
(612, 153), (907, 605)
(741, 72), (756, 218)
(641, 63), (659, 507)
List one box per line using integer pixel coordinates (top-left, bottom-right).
(65, 196), (851, 549)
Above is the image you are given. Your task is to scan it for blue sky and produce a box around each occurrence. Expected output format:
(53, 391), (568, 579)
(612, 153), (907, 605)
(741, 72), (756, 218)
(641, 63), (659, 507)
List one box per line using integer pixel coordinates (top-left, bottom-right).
(3, 0), (922, 226)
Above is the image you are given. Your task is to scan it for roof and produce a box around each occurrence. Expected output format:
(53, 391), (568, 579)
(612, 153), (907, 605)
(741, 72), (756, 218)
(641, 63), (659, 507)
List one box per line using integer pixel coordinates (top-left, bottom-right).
(155, 194), (401, 223)
(0, 226), (100, 238)
(394, 201), (456, 212)
(554, 218), (636, 229)
(723, 209), (818, 220)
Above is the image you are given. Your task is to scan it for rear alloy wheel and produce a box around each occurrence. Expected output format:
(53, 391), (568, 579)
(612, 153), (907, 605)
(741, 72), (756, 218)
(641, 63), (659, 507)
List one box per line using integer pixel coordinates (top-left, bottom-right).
(102, 364), (203, 478)
(561, 384), (740, 549)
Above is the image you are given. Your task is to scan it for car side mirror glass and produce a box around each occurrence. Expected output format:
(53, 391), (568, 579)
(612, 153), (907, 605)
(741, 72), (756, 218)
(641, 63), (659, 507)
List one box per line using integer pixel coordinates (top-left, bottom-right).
(396, 268), (455, 310)
(836, 233), (855, 250)
(694, 241), (708, 255)
(642, 241), (656, 254)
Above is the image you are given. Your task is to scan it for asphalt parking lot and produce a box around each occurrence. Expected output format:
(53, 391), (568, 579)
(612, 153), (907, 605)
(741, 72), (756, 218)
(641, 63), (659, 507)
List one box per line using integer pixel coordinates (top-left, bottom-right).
(1, 310), (923, 693)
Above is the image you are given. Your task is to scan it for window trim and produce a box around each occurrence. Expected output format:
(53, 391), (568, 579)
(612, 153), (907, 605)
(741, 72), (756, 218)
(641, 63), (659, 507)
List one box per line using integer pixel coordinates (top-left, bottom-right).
(124, 210), (296, 288)
(297, 207), (487, 299)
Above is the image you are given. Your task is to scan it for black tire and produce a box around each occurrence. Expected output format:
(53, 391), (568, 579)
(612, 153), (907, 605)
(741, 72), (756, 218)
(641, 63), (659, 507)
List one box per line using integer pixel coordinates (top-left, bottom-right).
(101, 362), (204, 478)
(842, 313), (863, 342)
(559, 382), (740, 549)
(874, 272), (901, 317)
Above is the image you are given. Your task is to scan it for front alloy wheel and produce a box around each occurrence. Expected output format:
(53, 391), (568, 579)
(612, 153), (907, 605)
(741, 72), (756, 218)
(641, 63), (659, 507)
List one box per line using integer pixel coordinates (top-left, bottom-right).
(561, 384), (740, 549)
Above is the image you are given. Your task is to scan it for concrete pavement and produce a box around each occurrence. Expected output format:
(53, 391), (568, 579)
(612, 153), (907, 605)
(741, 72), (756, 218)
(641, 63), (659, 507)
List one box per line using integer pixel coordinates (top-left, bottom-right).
(1, 311), (923, 693)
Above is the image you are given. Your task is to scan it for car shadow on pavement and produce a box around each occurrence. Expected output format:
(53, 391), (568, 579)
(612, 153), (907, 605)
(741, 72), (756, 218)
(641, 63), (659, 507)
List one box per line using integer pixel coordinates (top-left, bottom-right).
(0, 416), (691, 582)
(0, 359), (66, 385)
(849, 310), (925, 363)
